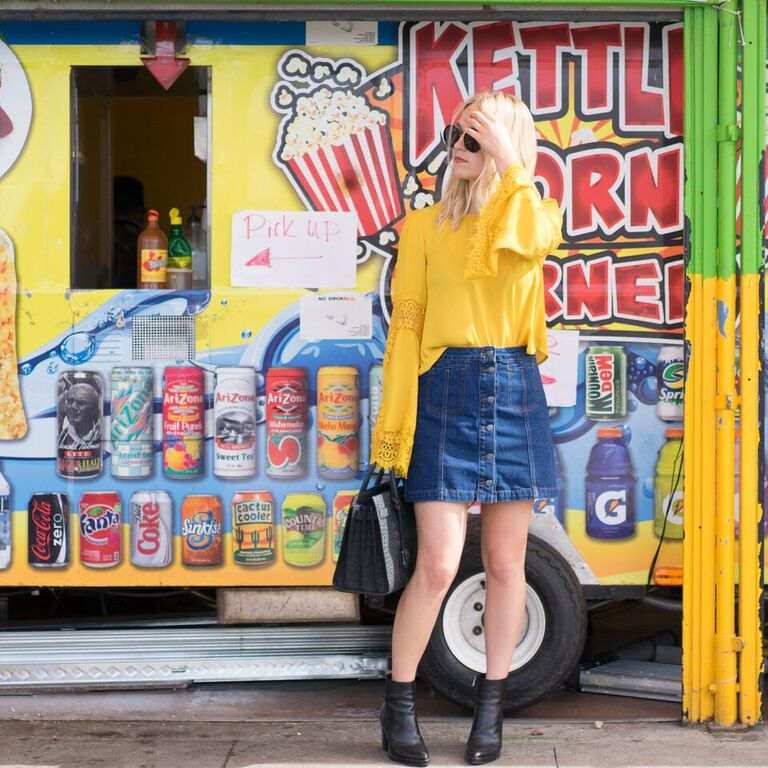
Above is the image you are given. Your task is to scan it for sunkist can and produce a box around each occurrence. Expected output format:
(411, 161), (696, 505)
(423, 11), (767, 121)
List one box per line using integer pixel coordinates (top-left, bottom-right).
(585, 428), (635, 539)
(585, 347), (626, 421)
(181, 495), (223, 566)
(130, 491), (173, 568)
(214, 367), (257, 478)
(654, 427), (684, 539)
(79, 491), (122, 568)
(332, 490), (356, 562)
(28, 493), (69, 567)
(110, 367), (154, 478)
(369, 364), (384, 431)
(265, 368), (308, 478)
(162, 366), (205, 478)
(232, 491), (275, 566)
(656, 346), (684, 422)
(56, 370), (104, 479)
(317, 366), (359, 479)
(282, 493), (326, 567)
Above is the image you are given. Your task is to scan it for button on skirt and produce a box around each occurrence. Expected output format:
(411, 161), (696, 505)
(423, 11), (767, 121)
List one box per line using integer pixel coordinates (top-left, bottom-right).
(405, 346), (557, 503)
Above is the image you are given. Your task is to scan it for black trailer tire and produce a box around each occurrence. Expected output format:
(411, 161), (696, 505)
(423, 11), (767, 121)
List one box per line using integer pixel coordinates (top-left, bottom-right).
(419, 526), (587, 710)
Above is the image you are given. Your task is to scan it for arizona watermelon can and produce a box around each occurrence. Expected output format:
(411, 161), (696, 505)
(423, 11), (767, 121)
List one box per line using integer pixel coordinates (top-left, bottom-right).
(265, 368), (307, 478)
(317, 366), (359, 480)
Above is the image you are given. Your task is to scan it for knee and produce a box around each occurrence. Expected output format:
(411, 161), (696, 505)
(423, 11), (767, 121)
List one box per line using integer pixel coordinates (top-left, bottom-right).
(483, 552), (525, 584)
(414, 557), (459, 596)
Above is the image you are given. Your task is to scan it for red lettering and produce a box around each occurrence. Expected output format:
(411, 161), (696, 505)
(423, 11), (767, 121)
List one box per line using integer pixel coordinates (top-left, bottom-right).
(517, 23), (572, 114)
(563, 256), (611, 321)
(664, 24), (683, 136)
(542, 260), (563, 321)
(470, 21), (519, 95)
(665, 259), (684, 324)
(570, 24), (622, 114)
(621, 25), (666, 132)
(567, 150), (624, 236)
(535, 148), (565, 207)
(614, 259), (663, 323)
(626, 145), (682, 232)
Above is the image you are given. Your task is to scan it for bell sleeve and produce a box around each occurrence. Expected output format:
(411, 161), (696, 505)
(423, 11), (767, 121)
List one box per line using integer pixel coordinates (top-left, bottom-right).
(464, 162), (563, 280)
(370, 215), (426, 477)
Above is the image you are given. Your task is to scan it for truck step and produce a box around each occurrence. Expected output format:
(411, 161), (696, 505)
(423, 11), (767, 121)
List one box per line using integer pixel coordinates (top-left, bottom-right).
(580, 659), (682, 702)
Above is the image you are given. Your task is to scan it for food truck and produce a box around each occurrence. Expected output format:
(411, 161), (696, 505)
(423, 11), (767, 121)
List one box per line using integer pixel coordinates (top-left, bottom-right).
(0, 1), (761, 718)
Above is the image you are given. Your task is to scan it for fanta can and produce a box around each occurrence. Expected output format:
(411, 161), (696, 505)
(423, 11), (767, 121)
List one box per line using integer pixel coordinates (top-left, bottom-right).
(654, 427), (684, 539)
(317, 367), (359, 479)
(585, 428), (635, 539)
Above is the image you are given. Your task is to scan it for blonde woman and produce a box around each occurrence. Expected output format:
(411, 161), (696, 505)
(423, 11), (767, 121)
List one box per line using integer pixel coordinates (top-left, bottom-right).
(371, 91), (563, 766)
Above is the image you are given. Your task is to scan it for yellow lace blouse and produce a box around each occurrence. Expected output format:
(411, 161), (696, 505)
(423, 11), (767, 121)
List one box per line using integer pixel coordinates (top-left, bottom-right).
(370, 162), (563, 477)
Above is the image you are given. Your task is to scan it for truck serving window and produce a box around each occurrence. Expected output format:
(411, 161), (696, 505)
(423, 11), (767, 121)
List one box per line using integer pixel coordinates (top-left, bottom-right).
(70, 66), (209, 290)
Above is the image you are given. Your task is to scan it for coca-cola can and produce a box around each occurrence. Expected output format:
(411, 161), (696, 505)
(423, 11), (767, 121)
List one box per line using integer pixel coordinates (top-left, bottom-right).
(130, 491), (172, 568)
(214, 367), (257, 478)
(28, 493), (69, 568)
(56, 370), (104, 479)
(79, 491), (122, 568)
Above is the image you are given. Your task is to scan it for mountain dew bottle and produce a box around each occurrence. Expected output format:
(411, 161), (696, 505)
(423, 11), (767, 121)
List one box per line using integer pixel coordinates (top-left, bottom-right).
(654, 427), (684, 539)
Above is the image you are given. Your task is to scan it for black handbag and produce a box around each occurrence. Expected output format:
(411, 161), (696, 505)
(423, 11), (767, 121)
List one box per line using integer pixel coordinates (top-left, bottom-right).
(332, 465), (417, 596)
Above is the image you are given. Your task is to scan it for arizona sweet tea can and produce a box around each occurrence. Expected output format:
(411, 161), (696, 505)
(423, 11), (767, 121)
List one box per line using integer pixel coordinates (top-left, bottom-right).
(585, 347), (627, 421)
(56, 370), (104, 479)
(110, 367), (154, 478)
(656, 346), (684, 422)
(28, 493), (69, 567)
(232, 491), (275, 566)
(282, 493), (326, 567)
(181, 495), (223, 566)
(214, 367), (257, 478)
(317, 366), (359, 480)
(162, 366), (204, 478)
(79, 491), (122, 568)
(332, 490), (356, 562)
(265, 368), (308, 478)
(130, 491), (172, 568)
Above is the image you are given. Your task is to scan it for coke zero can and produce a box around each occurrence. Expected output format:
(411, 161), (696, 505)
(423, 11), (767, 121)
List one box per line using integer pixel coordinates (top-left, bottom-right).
(28, 493), (69, 567)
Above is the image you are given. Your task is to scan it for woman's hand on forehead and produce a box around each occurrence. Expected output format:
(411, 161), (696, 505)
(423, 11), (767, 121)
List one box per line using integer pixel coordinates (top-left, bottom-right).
(463, 108), (520, 175)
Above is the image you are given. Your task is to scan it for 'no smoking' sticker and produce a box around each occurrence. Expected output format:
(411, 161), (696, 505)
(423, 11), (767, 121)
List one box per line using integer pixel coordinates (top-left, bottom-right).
(0, 40), (32, 180)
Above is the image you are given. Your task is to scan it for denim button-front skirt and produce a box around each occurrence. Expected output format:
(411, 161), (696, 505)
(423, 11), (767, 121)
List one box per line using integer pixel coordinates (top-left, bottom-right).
(405, 346), (557, 503)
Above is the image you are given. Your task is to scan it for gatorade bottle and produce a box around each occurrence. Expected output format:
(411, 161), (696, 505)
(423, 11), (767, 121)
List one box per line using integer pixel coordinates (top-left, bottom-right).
(653, 427), (684, 539)
(167, 208), (193, 290)
(585, 428), (635, 539)
(533, 445), (567, 527)
(137, 210), (168, 289)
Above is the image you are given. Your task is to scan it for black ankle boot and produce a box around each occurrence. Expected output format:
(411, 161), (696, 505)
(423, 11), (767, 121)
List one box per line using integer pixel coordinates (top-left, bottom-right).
(380, 676), (430, 767)
(465, 675), (508, 765)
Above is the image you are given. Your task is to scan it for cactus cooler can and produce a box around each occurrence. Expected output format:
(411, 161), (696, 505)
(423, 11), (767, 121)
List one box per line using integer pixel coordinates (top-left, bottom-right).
(110, 367), (153, 478)
(233, 491), (275, 565)
(585, 347), (626, 421)
(265, 368), (307, 478)
(162, 366), (204, 478)
(317, 366), (359, 479)
(214, 367), (257, 478)
(332, 490), (356, 562)
(282, 493), (326, 567)
(181, 495), (223, 566)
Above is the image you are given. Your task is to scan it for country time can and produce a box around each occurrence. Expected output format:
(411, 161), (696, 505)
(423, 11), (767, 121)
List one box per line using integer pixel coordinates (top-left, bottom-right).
(162, 366), (205, 478)
(110, 367), (153, 478)
(79, 491), (122, 568)
(232, 491), (275, 566)
(56, 370), (104, 479)
(265, 368), (308, 478)
(181, 495), (223, 566)
(585, 346), (627, 421)
(130, 491), (173, 568)
(214, 367), (257, 478)
(317, 366), (359, 480)
(28, 493), (70, 568)
(332, 490), (357, 562)
(282, 493), (326, 567)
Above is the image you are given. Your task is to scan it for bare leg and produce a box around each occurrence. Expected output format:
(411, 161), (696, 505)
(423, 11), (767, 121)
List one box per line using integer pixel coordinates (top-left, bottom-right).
(480, 500), (532, 680)
(390, 500), (469, 682)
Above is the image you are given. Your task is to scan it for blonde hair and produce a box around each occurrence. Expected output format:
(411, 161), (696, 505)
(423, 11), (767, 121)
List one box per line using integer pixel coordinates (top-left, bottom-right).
(437, 91), (537, 230)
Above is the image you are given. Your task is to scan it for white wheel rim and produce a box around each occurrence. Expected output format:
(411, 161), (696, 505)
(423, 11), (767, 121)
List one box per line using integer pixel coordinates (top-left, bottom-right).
(442, 572), (547, 674)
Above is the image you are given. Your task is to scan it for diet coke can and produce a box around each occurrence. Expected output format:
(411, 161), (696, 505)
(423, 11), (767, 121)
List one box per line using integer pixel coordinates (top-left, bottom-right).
(265, 368), (308, 478)
(28, 493), (69, 567)
(130, 491), (173, 568)
(56, 370), (104, 479)
(79, 491), (122, 568)
(214, 367), (257, 478)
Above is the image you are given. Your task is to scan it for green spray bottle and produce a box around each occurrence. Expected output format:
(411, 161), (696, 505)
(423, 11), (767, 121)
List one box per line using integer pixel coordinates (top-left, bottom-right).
(167, 207), (193, 289)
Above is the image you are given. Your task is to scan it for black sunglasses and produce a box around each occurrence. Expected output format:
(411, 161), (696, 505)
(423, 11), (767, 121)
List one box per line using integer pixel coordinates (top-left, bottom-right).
(442, 124), (482, 154)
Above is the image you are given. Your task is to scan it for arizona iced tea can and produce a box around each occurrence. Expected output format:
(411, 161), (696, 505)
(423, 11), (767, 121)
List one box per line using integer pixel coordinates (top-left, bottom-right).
(214, 367), (257, 478)
(162, 366), (204, 478)
(265, 368), (308, 478)
(56, 370), (103, 479)
(317, 367), (359, 480)
(110, 367), (154, 478)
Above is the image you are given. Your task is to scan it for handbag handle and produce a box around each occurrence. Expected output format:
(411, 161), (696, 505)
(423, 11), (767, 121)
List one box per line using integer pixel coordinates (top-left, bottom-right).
(386, 468), (412, 570)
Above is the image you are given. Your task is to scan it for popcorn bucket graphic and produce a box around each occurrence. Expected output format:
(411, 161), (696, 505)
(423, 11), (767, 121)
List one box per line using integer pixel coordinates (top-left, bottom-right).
(278, 90), (404, 238)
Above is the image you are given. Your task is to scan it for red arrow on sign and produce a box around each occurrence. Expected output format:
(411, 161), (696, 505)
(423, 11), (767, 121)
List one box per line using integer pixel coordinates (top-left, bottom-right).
(246, 247), (272, 267)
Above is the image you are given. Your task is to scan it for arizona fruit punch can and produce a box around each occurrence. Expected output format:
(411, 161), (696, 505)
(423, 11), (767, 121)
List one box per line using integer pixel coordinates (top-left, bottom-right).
(162, 366), (204, 478)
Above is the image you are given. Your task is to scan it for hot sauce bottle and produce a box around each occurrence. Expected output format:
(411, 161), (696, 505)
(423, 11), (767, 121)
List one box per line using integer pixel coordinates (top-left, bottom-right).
(137, 209), (168, 289)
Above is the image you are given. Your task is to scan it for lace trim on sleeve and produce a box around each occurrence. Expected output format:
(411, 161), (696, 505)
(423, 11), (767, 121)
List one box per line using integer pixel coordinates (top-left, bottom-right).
(464, 162), (531, 280)
(370, 402), (418, 478)
(383, 296), (426, 365)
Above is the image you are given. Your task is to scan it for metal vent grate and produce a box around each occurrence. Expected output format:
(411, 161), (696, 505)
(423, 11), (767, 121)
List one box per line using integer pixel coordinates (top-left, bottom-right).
(131, 315), (196, 361)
